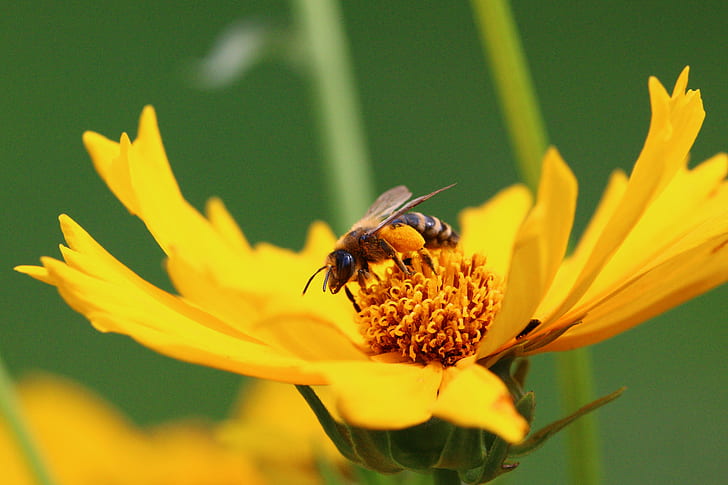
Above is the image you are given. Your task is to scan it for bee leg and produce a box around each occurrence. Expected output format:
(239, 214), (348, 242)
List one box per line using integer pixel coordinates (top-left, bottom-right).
(356, 261), (371, 288)
(378, 239), (412, 275)
(418, 248), (437, 274)
(344, 286), (362, 312)
(357, 270), (369, 288)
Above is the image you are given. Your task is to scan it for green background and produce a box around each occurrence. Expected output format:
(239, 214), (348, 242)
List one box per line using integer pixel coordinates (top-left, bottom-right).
(2, 2), (726, 484)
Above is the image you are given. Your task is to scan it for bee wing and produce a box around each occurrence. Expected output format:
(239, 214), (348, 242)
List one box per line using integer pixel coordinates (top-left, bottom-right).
(369, 183), (456, 235)
(361, 185), (413, 220)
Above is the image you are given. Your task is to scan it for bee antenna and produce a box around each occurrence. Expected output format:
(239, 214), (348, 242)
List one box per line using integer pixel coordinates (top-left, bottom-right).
(302, 266), (328, 295)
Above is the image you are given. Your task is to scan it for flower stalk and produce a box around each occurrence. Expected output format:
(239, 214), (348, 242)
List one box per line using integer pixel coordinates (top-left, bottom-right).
(556, 349), (603, 484)
(0, 354), (57, 485)
(432, 469), (461, 485)
(291, 0), (375, 230)
(470, 1), (602, 483)
(470, 0), (547, 193)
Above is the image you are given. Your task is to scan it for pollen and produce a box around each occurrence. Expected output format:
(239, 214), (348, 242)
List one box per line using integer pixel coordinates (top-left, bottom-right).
(355, 250), (503, 367)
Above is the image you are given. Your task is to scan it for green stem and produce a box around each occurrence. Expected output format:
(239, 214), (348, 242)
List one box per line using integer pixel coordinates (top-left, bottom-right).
(0, 355), (57, 485)
(291, 0), (376, 230)
(470, 0), (547, 193)
(555, 349), (603, 485)
(432, 468), (462, 485)
(471, 1), (602, 484)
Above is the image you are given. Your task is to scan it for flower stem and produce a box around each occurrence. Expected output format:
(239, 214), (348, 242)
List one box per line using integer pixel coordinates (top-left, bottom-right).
(470, 0), (546, 193)
(556, 349), (603, 485)
(0, 354), (57, 485)
(432, 469), (462, 485)
(291, 0), (376, 231)
(471, 1), (602, 484)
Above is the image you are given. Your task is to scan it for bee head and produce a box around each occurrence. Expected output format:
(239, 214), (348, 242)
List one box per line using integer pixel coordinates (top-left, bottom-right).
(325, 249), (356, 294)
(302, 249), (356, 295)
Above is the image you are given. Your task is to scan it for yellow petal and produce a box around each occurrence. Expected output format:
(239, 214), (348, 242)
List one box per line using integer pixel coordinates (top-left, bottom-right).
(309, 361), (442, 429)
(538, 70), (706, 326)
(47, 255), (321, 383)
(534, 170), (628, 320)
(205, 197), (252, 253)
(249, 313), (368, 362)
(54, 215), (253, 341)
(19, 216), (327, 385)
(432, 365), (528, 443)
(587, 156), (726, 291)
(300, 220), (338, 258)
(220, 380), (344, 468)
(542, 156), (726, 335)
(0, 374), (145, 485)
(84, 108), (362, 353)
(92, 311), (326, 385)
(540, 226), (728, 351)
(86, 107), (256, 297)
(540, 153), (721, 327)
(477, 149), (577, 358)
(83, 130), (141, 216)
(144, 425), (266, 485)
(164, 222), (361, 346)
(459, 184), (532, 278)
(2, 374), (267, 485)
(13, 264), (53, 285)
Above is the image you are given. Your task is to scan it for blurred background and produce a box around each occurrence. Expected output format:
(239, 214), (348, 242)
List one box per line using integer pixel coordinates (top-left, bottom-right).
(2, 1), (726, 484)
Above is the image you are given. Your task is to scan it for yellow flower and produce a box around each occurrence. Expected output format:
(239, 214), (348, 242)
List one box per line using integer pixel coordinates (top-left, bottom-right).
(0, 374), (266, 485)
(218, 381), (348, 485)
(0, 375), (341, 485)
(16, 68), (727, 446)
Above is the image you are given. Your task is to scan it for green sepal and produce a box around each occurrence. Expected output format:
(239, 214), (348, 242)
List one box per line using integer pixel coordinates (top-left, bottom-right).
(434, 424), (487, 470)
(348, 419), (509, 478)
(348, 418), (491, 473)
(296, 385), (358, 463)
(389, 418), (454, 469)
(510, 386), (626, 457)
(489, 357), (528, 402)
(298, 384), (502, 475)
(298, 371), (625, 483)
(457, 390), (534, 483)
(459, 431), (517, 484)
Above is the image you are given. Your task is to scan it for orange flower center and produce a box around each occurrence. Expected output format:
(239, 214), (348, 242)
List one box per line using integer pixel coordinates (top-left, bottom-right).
(354, 250), (503, 366)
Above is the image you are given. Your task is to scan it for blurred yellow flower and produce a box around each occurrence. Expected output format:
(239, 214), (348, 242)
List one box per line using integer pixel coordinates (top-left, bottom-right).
(218, 381), (347, 485)
(0, 374), (264, 485)
(0, 375), (342, 485)
(17, 68), (727, 446)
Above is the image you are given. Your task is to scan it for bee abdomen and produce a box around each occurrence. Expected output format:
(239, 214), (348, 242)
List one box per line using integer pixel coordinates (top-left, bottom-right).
(392, 212), (460, 248)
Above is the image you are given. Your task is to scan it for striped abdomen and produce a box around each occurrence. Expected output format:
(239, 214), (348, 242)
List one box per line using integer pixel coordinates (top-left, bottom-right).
(391, 212), (460, 248)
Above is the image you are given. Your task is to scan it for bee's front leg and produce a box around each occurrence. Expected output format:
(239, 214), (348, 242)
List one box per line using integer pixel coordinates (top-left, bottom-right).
(344, 286), (362, 312)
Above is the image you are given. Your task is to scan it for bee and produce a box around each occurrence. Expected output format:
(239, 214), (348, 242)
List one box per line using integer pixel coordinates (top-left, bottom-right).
(303, 184), (460, 295)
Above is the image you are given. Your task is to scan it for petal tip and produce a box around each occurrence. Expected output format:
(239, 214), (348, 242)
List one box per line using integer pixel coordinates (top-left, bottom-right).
(142, 105), (156, 116)
(58, 213), (73, 226)
(138, 105), (160, 136)
(673, 66), (691, 96)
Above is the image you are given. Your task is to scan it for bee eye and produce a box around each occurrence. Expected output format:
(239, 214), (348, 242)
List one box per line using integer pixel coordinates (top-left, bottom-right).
(328, 250), (355, 293)
(334, 250), (355, 278)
